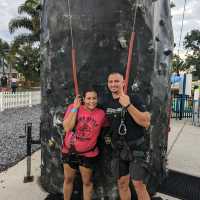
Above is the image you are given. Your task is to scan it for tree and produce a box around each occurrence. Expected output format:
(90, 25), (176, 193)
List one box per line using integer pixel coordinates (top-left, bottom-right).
(8, 0), (41, 82)
(184, 29), (200, 52)
(13, 44), (40, 82)
(171, 54), (187, 74)
(0, 38), (9, 56)
(185, 54), (200, 79)
(184, 29), (200, 79)
(9, 0), (40, 47)
(0, 38), (10, 71)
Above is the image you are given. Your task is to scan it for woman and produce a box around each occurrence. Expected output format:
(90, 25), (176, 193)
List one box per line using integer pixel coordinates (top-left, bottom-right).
(11, 75), (18, 94)
(62, 88), (106, 200)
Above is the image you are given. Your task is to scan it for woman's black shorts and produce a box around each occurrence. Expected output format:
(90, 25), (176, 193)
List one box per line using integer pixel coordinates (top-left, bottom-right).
(62, 153), (98, 170)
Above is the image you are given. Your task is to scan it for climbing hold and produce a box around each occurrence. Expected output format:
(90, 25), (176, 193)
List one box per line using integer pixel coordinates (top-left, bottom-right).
(163, 49), (172, 56)
(159, 19), (165, 26)
(155, 36), (160, 42)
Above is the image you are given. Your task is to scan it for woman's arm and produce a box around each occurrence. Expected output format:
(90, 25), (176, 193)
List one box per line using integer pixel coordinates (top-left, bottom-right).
(63, 96), (81, 133)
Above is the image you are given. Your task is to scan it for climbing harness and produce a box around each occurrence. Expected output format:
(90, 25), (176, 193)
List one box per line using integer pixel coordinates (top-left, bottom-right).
(124, 0), (138, 94)
(112, 136), (149, 163)
(118, 108), (127, 136)
(66, 129), (98, 155)
(66, 0), (79, 96)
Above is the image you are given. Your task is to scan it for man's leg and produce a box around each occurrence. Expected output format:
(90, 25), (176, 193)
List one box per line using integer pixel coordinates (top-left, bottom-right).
(130, 159), (150, 200)
(117, 175), (131, 200)
(79, 165), (93, 200)
(63, 163), (76, 200)
(132, 180), (150, 200)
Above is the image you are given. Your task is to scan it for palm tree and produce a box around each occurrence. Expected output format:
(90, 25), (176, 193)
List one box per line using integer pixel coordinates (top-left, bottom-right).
(13, 44), (40, 82)
(0, 38), (10, 73)
(0, 38), (10, 57)
(9, 0), (40, 47)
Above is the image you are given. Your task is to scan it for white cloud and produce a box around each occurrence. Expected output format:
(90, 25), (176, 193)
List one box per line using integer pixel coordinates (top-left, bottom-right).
(171, 0), (200, 54)
(0, 0), (25, 42)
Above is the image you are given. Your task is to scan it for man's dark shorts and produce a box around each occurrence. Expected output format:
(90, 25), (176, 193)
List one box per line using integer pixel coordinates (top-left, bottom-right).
(111, 157), (148, 181)
(62, 153), (98, 170)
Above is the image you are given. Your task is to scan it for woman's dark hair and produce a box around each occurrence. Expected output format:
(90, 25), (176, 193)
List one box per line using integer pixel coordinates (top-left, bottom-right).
(82, 86), (98, 98)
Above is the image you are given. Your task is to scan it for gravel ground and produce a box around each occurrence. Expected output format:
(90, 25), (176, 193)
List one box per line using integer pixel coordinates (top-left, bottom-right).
(0, 105), (41, 172)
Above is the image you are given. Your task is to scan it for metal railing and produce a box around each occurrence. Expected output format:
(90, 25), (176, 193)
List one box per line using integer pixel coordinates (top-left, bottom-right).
(192, 99), (200, 126)
(171, 95), (200, 125)
(171, 95), (193, 119)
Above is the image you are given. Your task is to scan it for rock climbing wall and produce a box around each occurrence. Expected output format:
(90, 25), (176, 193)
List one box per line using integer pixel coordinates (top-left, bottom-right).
(40, 0), (173, 198)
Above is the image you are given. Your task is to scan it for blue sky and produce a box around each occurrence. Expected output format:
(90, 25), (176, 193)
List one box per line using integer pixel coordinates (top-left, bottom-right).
(0, 0), (200, 55)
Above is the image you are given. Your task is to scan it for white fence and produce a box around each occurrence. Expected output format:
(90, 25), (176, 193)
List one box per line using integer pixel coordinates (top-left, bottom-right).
(0, 91), (41, 111)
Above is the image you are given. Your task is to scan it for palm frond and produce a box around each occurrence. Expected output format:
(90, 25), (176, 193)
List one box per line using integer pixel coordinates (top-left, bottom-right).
(12, 33), (39, 48)
(9, 17), (33, 33)
(24, 0), (39, 7)
(18, 4), (39, 17)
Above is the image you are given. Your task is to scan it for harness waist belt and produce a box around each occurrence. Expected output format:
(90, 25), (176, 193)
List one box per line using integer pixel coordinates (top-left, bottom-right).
(127, 136), (145, 147)
(69, 144), (97, 154)
(132, 150), (145, 157)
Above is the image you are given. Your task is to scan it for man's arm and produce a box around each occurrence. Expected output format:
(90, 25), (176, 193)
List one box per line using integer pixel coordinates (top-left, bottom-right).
(126, 105), (150, 129)
(119, 94), (151, 129)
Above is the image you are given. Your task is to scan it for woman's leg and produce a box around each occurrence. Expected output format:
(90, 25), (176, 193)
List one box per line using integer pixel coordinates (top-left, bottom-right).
(79, 165), (93, 200)
(63, 163), (76, 200)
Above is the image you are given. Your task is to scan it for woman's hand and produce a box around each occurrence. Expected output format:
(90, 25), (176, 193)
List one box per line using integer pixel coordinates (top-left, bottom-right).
(73, 95), (81, 109)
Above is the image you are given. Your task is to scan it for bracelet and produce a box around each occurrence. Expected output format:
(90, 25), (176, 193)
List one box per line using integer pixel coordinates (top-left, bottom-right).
(71, 108), (78, 113)
(125, 103), (131, 109)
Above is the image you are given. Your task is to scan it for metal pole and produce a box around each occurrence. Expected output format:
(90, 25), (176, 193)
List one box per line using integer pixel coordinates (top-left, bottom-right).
(2, 57), (5, 74)
(24, 122), (34, 183)
(9, 63), (12, 81)
(179, 74), (186, 120)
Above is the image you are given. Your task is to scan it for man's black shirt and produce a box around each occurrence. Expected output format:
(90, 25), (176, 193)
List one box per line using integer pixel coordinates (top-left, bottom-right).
(100, 93), (147, 141)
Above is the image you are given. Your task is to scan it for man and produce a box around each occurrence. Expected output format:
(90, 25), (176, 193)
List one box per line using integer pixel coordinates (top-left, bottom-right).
(102, 72), (151, 200)
(1, 73), (8, 89)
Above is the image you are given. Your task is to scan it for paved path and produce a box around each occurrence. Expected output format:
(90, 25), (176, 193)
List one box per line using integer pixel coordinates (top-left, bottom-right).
(0, 151), (48, 200)
(168, 118), (200, 177)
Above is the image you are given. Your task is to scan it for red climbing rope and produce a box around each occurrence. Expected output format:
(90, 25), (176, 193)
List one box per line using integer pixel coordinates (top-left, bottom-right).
(124, 1), (138, 94)
(67, 0), (79, 96)
(72, 48), (79, 96)
(124, 32), (136, 94)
